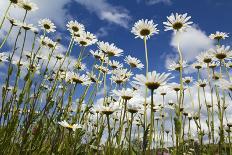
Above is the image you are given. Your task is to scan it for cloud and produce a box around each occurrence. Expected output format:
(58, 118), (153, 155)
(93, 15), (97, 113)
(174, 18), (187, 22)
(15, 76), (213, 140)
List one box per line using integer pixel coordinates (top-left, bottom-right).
(95, 26), (110, 38)
(74, 0), (131, 28)
(137, 0), (172, 5)
(170, 27), (214, 62)
(0, 0), (71, 27)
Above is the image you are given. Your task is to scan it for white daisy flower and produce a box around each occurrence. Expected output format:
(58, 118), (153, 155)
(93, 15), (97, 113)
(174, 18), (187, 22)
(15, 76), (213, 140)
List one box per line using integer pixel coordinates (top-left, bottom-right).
(112, 88), (135, 100)
(18, 0), (38, 11)
(0, 52), (8, 62)
(168, 60), (187, 71)
(196, 51), (215, 64)
(58, 120), (82, 131)
(124, 55), (144, 69)
(133, 71), (172, 90)
(215, 79), (232, 91)
(209, 31), (229, 40)
(183, 76), (193, 84)
(109, 60), (123, 69)
(195, 79), (208, 88)
(163, 13), (193, 32)
(74, 31), (97, 47)
(131, 19), (159, 39)
(67, 20), (85, 34)
(38, 18), (56, 33)
(66, 72), (91, 85)
(212, 45), (232, 60)
(97, 41), (123, 57)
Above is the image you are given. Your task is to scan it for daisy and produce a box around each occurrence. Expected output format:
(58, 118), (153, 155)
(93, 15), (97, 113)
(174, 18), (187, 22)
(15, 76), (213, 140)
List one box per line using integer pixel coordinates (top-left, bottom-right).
(112, 88), (134, 100)
(195, 79), (207, 88)
(111, 68), (133, 79)
(74, 62), (86, 71)
(86, 72), (98, 83)
(156, 85), (170, 96)
(168, 60), (187, 71)
(109, 60), (123, 69)
(212, 45), (232, 60)
(131, 19), (159, 39)
(111, 74), (127, 85)
(163, 13), (193, 32)
(94, 64), (109, 74)
(133, 71), (172, 90)
(16, 21), (34, 31)
(66, 72), (91, 85)
(98, 104), (119, 115)
(191, 62), (203, 70)
(97, 41), (123, 57)
(209, 61), (219, 69)
(0, 53), (8, 62)
(216, 79), (232, 91)
(127, 102), (141, 113)
(74, 31), (97, 47)
(183, 76), (193, 84)
(124, 55), (144, 69)
(67, 20), (85, 34)
(38, 18), (56, 33)
(196, 51), (214, 64)
(226, 61), (232, 68)
(10, 0), (19, 4)
(209, 31), (229, 41)
(55, 54), (64, 61)
(18, 0), (38, 11)
(6, 15), (20, 26)
(90, 50), (104, 60)
(58, 120), (82, 131)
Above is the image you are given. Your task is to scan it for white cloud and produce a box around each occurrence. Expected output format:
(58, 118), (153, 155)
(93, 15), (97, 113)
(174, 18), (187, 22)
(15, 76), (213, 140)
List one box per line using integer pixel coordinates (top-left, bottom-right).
(0, 0), (71, 27)
(137, 0), (172, 5)
(170, 27), (214, 62)
(74, 0), (131, 28)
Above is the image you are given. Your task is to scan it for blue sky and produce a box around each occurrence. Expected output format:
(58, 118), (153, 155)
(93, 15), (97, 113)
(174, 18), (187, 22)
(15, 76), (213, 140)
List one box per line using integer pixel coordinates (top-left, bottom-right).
(1, 0), (231, 74)
(0, 0), (232, 84)
(63, 0), (232, 73)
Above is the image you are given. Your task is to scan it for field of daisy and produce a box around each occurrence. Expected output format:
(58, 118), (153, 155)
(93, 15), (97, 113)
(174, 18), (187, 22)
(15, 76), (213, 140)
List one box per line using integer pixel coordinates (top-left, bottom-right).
(0, 0), (232, 155)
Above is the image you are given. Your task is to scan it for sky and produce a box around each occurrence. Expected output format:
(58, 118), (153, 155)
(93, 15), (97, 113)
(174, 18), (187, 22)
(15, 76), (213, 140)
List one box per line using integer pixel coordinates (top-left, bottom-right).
(0, 0), (232, 73)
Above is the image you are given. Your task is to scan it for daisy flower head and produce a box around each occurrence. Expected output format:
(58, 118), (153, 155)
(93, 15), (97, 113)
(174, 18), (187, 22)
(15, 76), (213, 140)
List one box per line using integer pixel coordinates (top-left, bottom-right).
(109, 60), (123, 69)
(58, 120), (82, 131)
(0, 52), (8, 62)
(133, 71), (172, 90)
(212, 45), (232, 60)
(124, 55), (144, 70)
(112, 88), (134, 100)
(168, 60), (187, 71)
(192, 62), (204, 70)
(90, 50), (104, 60)
(216, 79), (232, 91)
(131, 19), (159, 39)
(209, 31), (229, 41)
(38, 18), (56, 33)
(67, 20), (85, 34)
(97, 41), (123, 57)
(66, 72), (91, 85)
(195, 79), (208, 88)
(226, 61), (232, 68)
(127, 102), (141, 113)
(163, 13), (193, 33)
(15, 21), (34, 31)
(18, 0), (38, 11)
(74, 31), (97, 47)
(183, 76), (193, 84)
(98, 104), (119, 115)
(196, 51), (214, 64)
